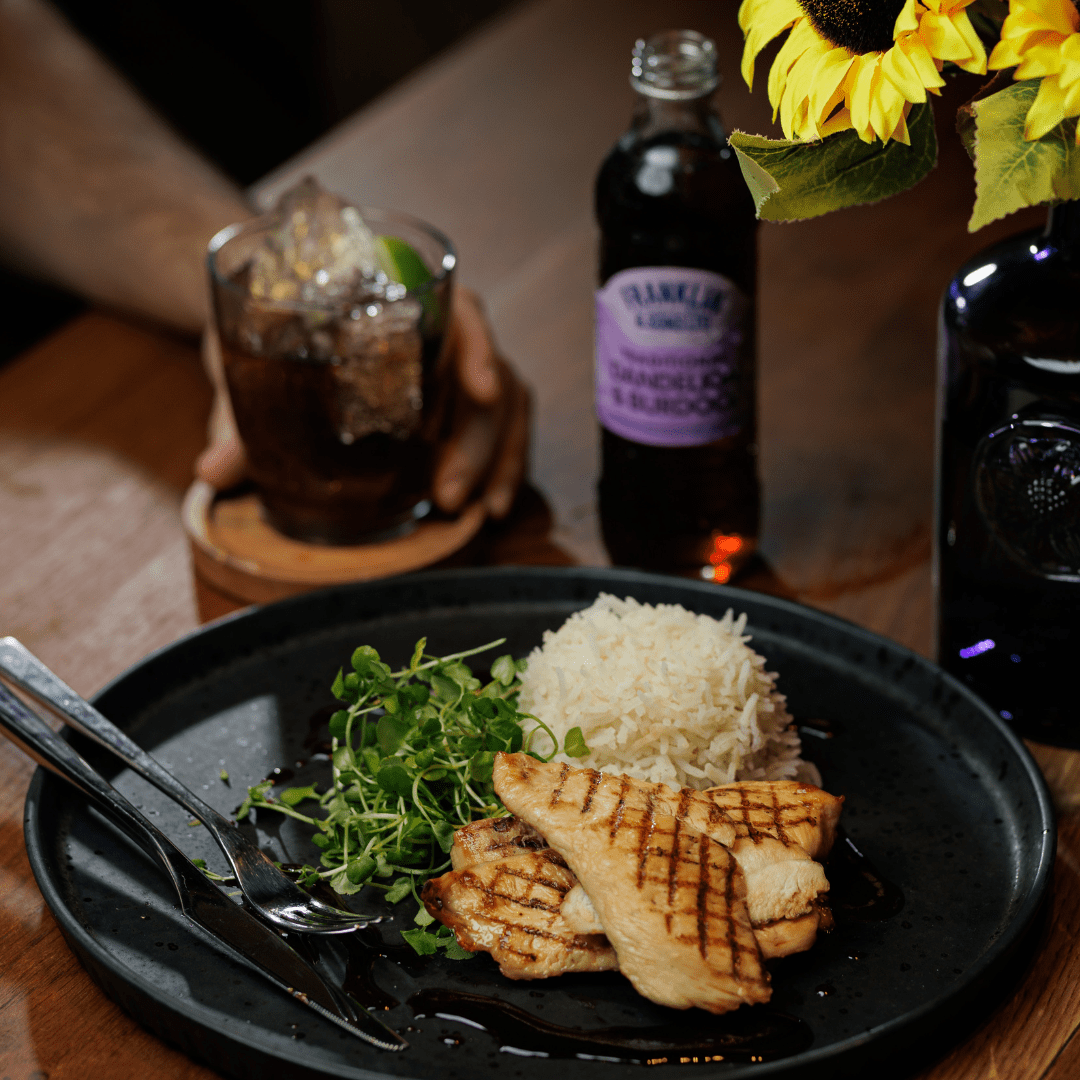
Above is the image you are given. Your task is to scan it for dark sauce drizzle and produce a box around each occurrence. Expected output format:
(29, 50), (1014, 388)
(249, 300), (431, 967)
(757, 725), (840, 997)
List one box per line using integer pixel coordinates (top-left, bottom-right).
(408, 988), (812, 1066)
(826, 829), (905, 922)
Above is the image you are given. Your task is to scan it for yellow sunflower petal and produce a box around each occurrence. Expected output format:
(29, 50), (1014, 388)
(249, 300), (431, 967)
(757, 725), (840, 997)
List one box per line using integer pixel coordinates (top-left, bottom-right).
(895, 0), (921, 36)
(1018, 0), (1080, 37)
(891, 105), (913, 146)
(949, 9), (989, 72)
(869, 75), (909, 141)
(1062, 72), (1080, 111)
(809, 48), (856, 129)
(882, 41), (928, 101)
(1025, 71), (1069, 138)
(819, 106), (854, 137)
(739, 0), (805, 88)
(848, 55), (881, 141)
(1015, 38), (1070, 77)
(901, 36), (947, 91)
(782, 41), (833, 138)
(919, 11), (976, 61)
(768, 17), (819, 117)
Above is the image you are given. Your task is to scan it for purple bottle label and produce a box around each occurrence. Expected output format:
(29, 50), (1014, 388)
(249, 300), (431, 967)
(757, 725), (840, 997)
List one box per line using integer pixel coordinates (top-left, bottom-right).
(595, 266), (750, 447)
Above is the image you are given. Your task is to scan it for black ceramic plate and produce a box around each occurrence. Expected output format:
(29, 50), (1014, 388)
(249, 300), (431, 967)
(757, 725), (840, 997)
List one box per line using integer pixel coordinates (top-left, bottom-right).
(24, 568), (1054, 1080)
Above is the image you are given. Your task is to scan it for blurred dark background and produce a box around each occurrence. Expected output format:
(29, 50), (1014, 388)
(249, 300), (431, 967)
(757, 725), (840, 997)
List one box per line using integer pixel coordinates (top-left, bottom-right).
(2, 0), (519, 362)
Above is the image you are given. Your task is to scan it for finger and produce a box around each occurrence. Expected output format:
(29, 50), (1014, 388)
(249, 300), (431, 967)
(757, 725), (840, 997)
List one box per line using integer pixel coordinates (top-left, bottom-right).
(450, 287), (500, 404)
(433, 391), (504, 513)
(196, 436), (247, 489)
(483, 379), (530, 520)
(197, 387), (247, 489)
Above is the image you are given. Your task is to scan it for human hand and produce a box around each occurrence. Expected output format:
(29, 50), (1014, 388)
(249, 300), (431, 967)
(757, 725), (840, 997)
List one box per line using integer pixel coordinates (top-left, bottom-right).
(195, 285), (530, 521)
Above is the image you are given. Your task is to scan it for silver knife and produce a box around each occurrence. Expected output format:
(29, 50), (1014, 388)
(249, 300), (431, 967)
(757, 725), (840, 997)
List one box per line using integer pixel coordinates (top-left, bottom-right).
(0, 681), (406, 1052)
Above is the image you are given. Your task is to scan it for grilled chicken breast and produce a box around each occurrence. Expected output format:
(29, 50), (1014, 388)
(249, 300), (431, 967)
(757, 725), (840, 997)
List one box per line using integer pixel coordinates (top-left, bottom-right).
(703, 780), (843, 931)
(705, 780), (843, 859)
(421, 849), (619, 979)
(492, 753), (770, 1013)
(450, 815), (549, 871)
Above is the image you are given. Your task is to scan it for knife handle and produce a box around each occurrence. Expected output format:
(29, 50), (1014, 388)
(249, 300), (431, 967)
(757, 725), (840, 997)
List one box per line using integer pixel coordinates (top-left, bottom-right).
(0, 681), (179, 879)
(0, 637), (231, 829)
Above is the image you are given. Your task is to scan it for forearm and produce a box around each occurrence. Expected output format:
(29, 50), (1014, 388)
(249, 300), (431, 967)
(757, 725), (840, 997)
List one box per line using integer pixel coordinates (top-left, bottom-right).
(0, 0), (252, 334)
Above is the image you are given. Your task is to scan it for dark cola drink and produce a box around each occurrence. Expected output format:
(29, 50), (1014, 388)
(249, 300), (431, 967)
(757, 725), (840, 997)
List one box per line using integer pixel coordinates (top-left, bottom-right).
(937, 201), (1080, 746)
(221, 314), (450, 545)
(595, 30), (759, 580)
(209, 186), (455, 546)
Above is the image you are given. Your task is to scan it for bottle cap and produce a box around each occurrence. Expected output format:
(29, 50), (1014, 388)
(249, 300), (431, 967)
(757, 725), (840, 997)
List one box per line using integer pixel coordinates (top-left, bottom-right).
(631, 30), (719, 101)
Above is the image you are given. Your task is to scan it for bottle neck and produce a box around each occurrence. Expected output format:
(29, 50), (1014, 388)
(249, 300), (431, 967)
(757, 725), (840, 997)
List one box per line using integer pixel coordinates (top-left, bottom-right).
(630, 92), (722, 140)
(1044, 201), (1080, 252)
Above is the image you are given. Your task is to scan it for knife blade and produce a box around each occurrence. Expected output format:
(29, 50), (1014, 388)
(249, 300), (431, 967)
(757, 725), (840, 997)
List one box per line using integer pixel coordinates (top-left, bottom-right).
(0, 682), (407, 1052)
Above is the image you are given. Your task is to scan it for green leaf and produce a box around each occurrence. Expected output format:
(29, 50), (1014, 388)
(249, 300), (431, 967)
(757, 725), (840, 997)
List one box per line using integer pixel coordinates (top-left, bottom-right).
(377, 763), (414, 796)
(414, 905), (436, 926)
(376, 715), (409, 756)
(458, 734), (483, 756)
(329, 868), (366, 896)
(969, 80), (1080, 231)
(491, 654), (517, 686)
(352, 645), (382, 676)
(361, 747), (380, 775)
(470, 696), (498, 721)
(311, 833), (331, 849)
(235, 779), (273, 821)
(219, 769), (229, 783)
(410, 638), (427, 671)
(385, 876), (413, 903)
(443, 939), (476, 960)
(277, 784), (319, 807)
(400, 928), (441, 955)
(346, 855), (377, 884)
(563, 726), (590, 758)
(328, 710), (350, 741)
(441, 661), (474, 687)
(728, 101), (937, 223)
(430, 673), (461, 703)
(331, 668), (347, 700)
(432, 819), (457, 853)
(468, 750), (495, 783)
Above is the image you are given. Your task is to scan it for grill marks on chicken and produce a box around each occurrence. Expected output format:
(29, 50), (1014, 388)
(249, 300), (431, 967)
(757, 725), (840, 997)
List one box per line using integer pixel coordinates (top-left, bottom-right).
(449, 815), (549, 871)
(493, 754), (770, 1013)
(701, 781), (842, 935)
(425, 754), (843, 1014)
(421, 848), (619, 979)
(707, 780), (843, 858)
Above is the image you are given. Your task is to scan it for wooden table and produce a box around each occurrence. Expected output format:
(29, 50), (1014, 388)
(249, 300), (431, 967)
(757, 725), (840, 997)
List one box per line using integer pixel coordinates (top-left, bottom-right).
(0, 1), (1076, 1076)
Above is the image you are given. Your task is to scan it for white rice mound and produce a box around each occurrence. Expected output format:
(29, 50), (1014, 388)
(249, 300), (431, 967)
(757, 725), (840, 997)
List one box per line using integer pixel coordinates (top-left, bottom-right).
(517, 594), (819, 790)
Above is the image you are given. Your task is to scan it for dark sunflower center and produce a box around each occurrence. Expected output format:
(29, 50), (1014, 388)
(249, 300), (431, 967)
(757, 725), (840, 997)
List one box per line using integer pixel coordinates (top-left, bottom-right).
(798, 0), (906, 53)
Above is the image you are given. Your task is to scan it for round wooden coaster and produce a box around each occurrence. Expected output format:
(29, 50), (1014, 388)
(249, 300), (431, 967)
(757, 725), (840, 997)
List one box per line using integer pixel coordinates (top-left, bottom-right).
(182, 480), (486, 606)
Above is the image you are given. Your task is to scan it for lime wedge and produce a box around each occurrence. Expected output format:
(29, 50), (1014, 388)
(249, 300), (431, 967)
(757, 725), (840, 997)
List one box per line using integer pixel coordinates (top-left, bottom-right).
(374, 235), (433, 291)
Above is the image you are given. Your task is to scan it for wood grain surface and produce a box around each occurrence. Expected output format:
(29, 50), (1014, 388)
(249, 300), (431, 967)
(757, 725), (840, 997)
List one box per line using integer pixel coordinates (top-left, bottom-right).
(0, 1), (1076, 1077)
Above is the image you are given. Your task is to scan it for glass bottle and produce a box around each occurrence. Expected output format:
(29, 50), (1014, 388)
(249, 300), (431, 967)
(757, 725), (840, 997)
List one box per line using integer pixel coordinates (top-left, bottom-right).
(937, 201), (1080, 746)
(594, 30), (760, 581)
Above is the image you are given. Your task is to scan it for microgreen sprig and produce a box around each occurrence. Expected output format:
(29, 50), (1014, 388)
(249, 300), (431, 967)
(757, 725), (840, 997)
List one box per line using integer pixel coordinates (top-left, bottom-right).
(236, 637), (582, 959)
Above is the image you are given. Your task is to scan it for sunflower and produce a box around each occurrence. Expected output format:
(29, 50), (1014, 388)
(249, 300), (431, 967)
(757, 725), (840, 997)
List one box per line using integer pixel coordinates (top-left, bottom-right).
(988, 0), (1080, 141)
(739, 0), (988, 144)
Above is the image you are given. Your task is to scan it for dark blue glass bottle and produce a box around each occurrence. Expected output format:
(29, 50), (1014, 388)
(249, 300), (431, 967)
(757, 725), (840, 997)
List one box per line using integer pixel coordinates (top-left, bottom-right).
(937, 202), (1080, 745)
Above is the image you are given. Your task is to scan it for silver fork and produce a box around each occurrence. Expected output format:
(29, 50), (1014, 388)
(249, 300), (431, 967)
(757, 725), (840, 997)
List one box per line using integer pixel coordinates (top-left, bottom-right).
(0, 636), (378, 935)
